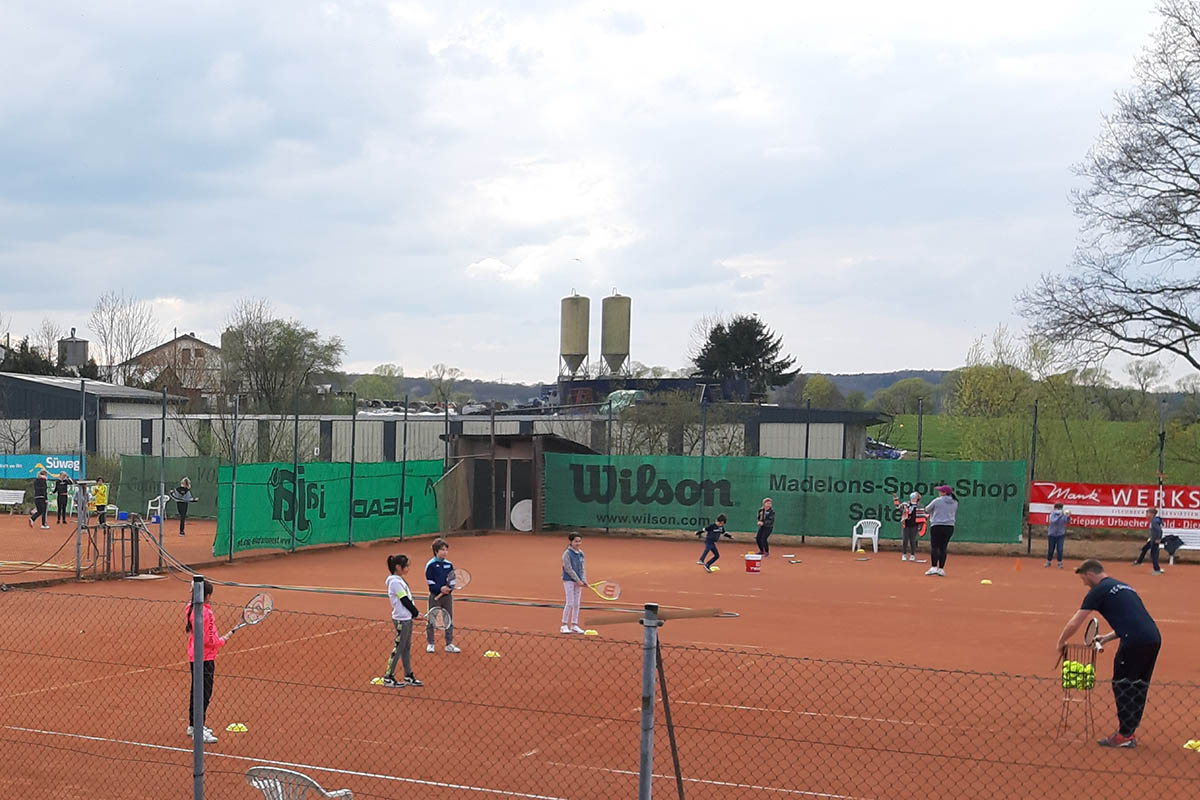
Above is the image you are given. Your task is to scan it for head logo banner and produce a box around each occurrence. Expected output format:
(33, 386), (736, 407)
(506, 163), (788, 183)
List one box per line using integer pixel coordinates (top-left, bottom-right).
(545, 453), (1027, 543)
(1029, 481), (1200, 531)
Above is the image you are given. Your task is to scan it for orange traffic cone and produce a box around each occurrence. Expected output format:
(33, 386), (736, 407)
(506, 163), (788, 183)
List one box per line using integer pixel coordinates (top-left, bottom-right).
(1015, 558), (1022, 572)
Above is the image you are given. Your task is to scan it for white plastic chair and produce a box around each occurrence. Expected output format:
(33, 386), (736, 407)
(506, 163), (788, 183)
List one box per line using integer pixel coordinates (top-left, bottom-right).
(246, 766), (353, 799)
(146, 494), (171, 518)
(851, 519), (882, 553)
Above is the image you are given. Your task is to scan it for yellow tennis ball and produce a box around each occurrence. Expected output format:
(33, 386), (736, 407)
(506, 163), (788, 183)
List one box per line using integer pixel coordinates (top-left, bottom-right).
(584, 629), (598, 636)
(710, 565), (720, 572)
(980, 579), (992, 585)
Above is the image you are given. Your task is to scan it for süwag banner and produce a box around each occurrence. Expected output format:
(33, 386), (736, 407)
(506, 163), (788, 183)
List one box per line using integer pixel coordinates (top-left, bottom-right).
(544, 454), (1027, 543)
(0, 454), (83, 480)
(1029, 480), (1200, 532)
(214, 460), (443, 557)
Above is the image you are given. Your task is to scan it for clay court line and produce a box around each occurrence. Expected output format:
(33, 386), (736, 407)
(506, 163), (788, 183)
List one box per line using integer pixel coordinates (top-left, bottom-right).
(4, 725), (569, 799)
(0, 622), (375, 701)
(675, 700), (1003, 734)
(841, 599), (1194, 625)
(546, 760), (869, 799)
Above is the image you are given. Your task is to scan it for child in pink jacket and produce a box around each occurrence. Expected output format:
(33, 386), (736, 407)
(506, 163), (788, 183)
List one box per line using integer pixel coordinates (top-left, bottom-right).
(185, 580), (227, 743)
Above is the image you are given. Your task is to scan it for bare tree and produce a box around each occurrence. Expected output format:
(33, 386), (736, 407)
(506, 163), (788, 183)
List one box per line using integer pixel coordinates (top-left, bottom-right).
(425, 363), (463, 406)
(1020, 1), (1200, 372)
(88, 291), (159, 383)
(0, 383), (29, 454)
(33, 318), (64, 364)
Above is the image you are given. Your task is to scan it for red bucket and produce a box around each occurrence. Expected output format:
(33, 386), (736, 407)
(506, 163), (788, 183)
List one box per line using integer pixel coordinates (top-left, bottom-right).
(745, 554), (763, 573)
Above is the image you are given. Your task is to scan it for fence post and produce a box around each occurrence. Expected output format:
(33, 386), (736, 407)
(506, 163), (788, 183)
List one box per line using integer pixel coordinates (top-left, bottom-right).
(400, 395), (409, 538)
(443, 404), (450, 474)
(79, 379), (86, 481)
(698, 386), (708, 520)
(349, 392), (357, 546)
(291, 393), (299, 553)
(802, 398), (811, 544)
(638, 603), (662, 800)
(1157, 397), (1167, 504)
(191, 574), (206, 800)
(1027, 399), (1039, 555)
(228, 395), (239, 563)
(490, 404), (497, 531)
(917, 397), (924, 463)
(159, 388), (166, 568)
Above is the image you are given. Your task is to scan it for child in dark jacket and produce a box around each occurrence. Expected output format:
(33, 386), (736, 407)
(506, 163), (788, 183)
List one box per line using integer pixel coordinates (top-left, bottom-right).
(696, 514), (731, 571)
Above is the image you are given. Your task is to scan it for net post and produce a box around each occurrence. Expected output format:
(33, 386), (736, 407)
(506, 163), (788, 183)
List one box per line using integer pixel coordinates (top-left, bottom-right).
(638, 603), (662, 800)
(191, 574), (206, 800)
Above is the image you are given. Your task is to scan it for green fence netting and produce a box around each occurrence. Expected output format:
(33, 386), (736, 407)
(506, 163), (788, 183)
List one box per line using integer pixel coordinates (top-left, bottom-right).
(214, 460), (443, 557)
(544, 454), (1027, 543)
(116, 455), (222, 519)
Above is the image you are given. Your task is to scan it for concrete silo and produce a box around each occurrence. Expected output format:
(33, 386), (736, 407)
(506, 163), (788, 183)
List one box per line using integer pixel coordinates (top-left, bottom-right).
(600, 292), (631, 375)
(559, 293), (590, 377)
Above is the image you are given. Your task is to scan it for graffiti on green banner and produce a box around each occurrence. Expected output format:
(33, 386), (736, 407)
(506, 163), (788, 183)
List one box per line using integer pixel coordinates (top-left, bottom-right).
(543, 454), (1027, 543)
(214, 460), (444, 557)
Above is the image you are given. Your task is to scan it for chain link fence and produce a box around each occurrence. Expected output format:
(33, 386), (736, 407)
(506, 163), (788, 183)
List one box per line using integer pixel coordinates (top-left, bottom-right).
(0, 588), (1196, 799)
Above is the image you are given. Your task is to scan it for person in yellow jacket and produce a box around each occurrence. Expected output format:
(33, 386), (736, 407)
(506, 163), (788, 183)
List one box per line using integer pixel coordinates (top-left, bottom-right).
(92, 477), (109, 525)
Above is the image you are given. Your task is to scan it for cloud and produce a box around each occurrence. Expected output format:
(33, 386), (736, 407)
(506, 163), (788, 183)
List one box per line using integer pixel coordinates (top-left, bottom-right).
(0, 0), (1172, 383)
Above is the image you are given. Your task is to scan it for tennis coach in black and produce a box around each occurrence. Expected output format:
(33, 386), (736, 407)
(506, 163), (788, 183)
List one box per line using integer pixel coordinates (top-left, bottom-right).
(1055, 558), (1161, 748)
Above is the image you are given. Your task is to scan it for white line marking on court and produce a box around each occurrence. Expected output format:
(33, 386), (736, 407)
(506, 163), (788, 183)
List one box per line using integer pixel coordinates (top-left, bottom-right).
(0, 622), (375, 702)
(546, 761), (871, 799)
(5, 726), (568, 800)
(674, 700), (1002, 734)
(670, 590), (758, 599)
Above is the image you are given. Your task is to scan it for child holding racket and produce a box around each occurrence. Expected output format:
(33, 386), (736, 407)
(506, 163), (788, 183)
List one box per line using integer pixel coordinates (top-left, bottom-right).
(696, 514), (731, 572)
(755, 498), (775, 557)
(561, 533), (586, 634)
(383, 554), (423, 687)
(184, 580), (227, 744)
(893, 492), (923, 561)
(425, 538), (461, 653)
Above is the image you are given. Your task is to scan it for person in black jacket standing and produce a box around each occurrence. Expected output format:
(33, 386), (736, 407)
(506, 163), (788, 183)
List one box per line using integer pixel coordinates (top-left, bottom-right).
(755, 498), (775, 557)
(28, 470), (49, 529)
(53, 472), (73, 524)
(170, 477), (197, 536)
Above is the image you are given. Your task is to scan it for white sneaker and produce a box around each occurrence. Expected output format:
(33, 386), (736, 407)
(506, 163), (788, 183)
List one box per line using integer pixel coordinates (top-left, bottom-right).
(560, 625), (571, 634)
(186, 725), (193, 737)
(937, 568), (946, 576)
(445, 644), (462, 653)
(571, 625), (585, 634)
(426, 644), (436, 653)
(924, 567), (937, 575)
(203, 728), (217, 744)
(901, 554), (907, 561)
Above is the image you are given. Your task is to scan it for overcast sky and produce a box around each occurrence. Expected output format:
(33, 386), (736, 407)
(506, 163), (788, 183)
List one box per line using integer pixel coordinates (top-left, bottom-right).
(1, 0), (1180, 385)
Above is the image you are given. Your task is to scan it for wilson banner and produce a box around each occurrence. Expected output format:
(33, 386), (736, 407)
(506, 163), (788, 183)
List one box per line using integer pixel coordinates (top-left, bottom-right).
(544, 454), (1027, 543)
(1029, 480), (1200, 531)
(213, 460), (443, 557)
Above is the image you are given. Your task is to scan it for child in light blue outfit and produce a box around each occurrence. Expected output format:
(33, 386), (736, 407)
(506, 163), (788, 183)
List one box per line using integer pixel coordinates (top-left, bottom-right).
(1045, 503), (1069, 568)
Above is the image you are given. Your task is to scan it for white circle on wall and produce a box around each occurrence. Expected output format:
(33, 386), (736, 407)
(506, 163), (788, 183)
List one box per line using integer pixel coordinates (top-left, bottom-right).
(510, 499), (533, 532)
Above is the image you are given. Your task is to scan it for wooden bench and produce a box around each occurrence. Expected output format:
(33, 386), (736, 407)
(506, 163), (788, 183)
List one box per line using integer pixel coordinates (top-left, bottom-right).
(0, 489), (25, 512)
(1167, 530), (1200, 565)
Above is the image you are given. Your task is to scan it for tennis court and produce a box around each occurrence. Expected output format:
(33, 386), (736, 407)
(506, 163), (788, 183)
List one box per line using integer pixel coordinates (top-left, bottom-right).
(1, 531), (1197, 798)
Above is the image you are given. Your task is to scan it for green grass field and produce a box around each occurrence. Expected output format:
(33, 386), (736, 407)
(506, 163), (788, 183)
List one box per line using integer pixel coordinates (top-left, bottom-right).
(873, 414), (1200, 485)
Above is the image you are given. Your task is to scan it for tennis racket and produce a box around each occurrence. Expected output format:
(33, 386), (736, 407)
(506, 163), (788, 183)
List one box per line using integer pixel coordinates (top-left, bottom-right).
(452, 567), (471, 591)
(1083, 617), (1105, 652)
(586, 579), (621, 601)
(228, 592), (273, 636)
(426, 606), (452, 630)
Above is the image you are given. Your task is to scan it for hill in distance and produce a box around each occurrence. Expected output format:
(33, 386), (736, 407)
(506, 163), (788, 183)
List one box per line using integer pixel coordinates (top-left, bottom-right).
(825, 370), (953, 398)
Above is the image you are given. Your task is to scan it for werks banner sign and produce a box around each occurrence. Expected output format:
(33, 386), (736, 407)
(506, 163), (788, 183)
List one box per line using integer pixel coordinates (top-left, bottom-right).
(1029, 481), (1200, 531)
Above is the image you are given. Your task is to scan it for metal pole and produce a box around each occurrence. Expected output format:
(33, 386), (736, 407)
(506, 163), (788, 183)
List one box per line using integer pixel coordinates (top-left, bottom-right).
(803, 398), (812, 458)
(916, 397), (924, 462)
(400, 395), (409, 537)
(443, 403), (450, 475)
(291, 393), (299, 553)
(79, 380), (86, 482)
(802, 398), (811, 545)
(159, 388), (166, 568)
(77, 380), (85, 579)
(1157, 397), (1167, 504)
(490, 405), (497, 531)
(191, 574), (206, 800)
(638, 603), (662, 800)
(228, 395), (239, 563)
(698, 386), (708, 517)
(1027, 399), (1039, 555)
(349, 392), (357, 546)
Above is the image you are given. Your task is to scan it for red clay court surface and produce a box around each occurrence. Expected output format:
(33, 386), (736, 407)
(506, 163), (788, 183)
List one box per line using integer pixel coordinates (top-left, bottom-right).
(1, 523), (1198, 798)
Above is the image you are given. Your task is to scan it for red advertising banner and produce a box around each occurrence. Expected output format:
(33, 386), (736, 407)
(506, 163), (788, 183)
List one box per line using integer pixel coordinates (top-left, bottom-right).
(1029, 481), (1200, 531)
